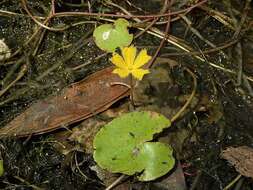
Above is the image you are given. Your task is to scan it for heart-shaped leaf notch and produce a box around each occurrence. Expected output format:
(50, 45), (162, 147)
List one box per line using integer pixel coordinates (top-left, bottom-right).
(93, 111), (175, 181)
(93, 18), (133, 52)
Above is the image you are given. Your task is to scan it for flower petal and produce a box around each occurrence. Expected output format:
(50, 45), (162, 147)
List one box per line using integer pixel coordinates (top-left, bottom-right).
(121, 46), (136, 68)
(110, 53), (126, 69)
(133, 49), (151, 69)
(131, 68), (150, 80)
(112, 68), (130, 78)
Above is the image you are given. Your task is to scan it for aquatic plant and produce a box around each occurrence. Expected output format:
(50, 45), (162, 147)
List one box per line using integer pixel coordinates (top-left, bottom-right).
(93, 18), (133, 52)
(93, 111), (175, 181)
(110, 45), (151, 80)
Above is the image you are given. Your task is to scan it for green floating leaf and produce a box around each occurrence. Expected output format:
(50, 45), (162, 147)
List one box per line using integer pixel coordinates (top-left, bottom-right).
(93, 111), (175, 181)
(93, 18), (133, 52)
(137, 142), (175, 181)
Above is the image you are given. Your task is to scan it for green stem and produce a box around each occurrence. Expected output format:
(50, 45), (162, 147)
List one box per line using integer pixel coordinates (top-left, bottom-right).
(129, 75), (135, 109)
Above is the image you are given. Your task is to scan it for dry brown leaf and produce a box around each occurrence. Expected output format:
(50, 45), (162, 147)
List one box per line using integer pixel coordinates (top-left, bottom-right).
(221, 146), (253, 178)
(0, 67), (129, 137)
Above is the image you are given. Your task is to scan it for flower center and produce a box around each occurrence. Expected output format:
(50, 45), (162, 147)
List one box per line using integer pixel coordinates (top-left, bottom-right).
(128, 65), (133, 70)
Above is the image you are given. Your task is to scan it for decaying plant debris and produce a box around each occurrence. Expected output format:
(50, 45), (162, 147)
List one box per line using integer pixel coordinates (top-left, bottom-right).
(222, 146), (253, 179)
(0, 0), (253, 189)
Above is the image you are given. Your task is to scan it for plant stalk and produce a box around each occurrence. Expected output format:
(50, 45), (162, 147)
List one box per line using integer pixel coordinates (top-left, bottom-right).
(129, 75), (135, 109)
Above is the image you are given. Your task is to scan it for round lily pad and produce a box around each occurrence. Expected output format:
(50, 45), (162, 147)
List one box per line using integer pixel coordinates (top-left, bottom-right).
(93, 111), (175, 181)
(93, 18), (133, 52)
(137, 142), (175, 181)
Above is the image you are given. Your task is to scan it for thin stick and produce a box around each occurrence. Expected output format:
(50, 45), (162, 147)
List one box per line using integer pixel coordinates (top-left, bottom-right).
(36, 35), (93, 81)
(143, 28), (253, 82)
(143, 0), (171, 67)
(105, 175), (126, 190)
(0, 64), (27, 98)
(72, 53), (108, 71)
(147, 14), (171, 68)
(1, 56), (25, 86)
(8, 7), (53, 59)
(74, 152), (88, 180)
(171, 68), (197, 123)
(233, 0), (251, 38)
(199, 5), (235, 30)
(0, 9), (44, 19)
(0, 87), (29, 106)
(160, 40), (237, 57)
(235, 42), (243, 86)
(243, 74), (253, 96)
(134, 18), (158, 39)
(133, 0), (169, 39)
(21, 0), (68, 31)
(13, 175), (45, 190)
(107, 1), (245, 83)
(108, 2), (249, 82)
(53, 0), (207, 19)
(180, 14), (217, 49)
(110, 82), (131, 89)
(223, 174), (242, 190)
(233, 177), (244, 190)
(109, 0), (171, 70)
(189, 170), (202, 190)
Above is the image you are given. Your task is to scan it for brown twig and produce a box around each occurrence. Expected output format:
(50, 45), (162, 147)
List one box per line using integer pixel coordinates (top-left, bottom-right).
(140, 0), (172, 68)
(21, 0), (68, 31)
(233, 0), (251, 39)
(134, 0), (170, 39)
(9, 7), (54, 59)
(53, 0), (207, 19)
(160, 40), (238, 57)
(147, 14), (171, 68)
(200, 5), (235, 30)
(105, 175), (126, 190)
(36, 34), (93, 81)
(134, 18), (158, 39)
(0, 64), (27, 98)
(223, 174), (242, 190)
(180, 14), (217, 49)
(13, 176), (44, 190)
(171, 68), (197, 123)
(235, 42), (243, 86)
(141, 27), (253, 82)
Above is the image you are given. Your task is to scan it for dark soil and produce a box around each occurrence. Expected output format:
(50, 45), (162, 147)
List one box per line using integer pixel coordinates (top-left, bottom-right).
(0, 0), (253, 189)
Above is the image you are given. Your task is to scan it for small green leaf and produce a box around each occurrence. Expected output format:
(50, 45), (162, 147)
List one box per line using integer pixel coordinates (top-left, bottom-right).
(137, 142), (175, 181)
(93, 18), (133, 52)
(93, 111), (175, 181)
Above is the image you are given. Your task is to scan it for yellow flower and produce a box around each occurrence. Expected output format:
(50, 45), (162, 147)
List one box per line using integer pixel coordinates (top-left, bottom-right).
(110, 45), (151, 80)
